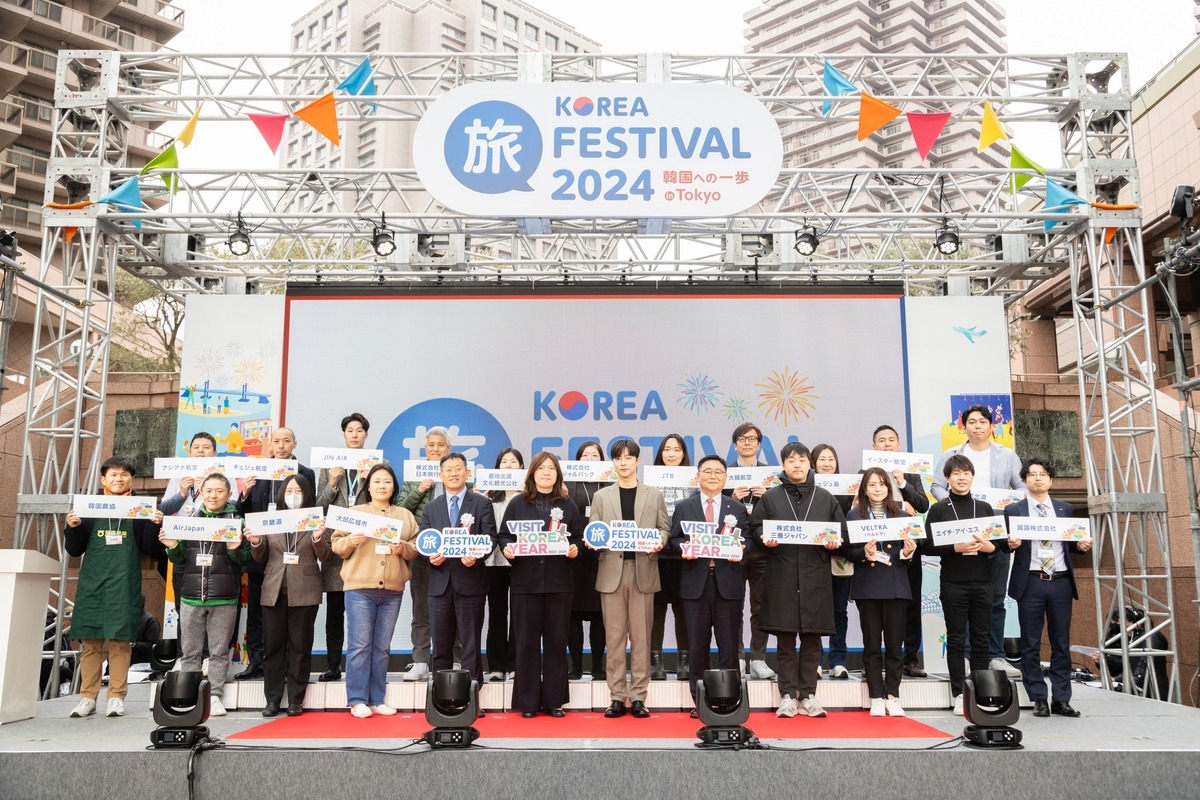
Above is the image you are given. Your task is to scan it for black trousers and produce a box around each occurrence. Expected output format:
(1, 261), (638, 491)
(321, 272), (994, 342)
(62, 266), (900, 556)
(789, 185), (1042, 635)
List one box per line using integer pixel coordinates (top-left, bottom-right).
(431, 590), (485, 685)
(1016, 574), (1074, 703)
(682, 574), (743, 701)
(941, 579), (992, 696)
(858, 598), (906, 698)
(568, 610), (606, 675)
(324, 590), (345, 669)
(485, 566), (516, 674)
(775, 631), (821, 701)
(261, 590), (318, 706)
(244, 571), (265, 668)
(511, 591), (572, 713)
(740, 549), (769, 661)
(902, 556), (923, 665)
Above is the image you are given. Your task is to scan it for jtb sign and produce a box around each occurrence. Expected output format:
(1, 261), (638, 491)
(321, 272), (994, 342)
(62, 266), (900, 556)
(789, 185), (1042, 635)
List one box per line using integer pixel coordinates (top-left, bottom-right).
(413, 83), (783, 217)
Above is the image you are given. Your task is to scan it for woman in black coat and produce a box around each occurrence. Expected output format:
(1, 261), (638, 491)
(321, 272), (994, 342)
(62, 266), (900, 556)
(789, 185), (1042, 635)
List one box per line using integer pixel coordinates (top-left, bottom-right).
(844, 467), (917, 717)
(499, 452), (584, 717)
(566, 440), (606, 679)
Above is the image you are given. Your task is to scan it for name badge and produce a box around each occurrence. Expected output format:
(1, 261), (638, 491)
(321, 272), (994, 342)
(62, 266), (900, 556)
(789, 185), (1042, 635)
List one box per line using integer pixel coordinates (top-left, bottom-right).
(584, 506), (591, 518)
(267, 502), (277, 512)
(873, 549), (892, 566)
(196, 553), (213, 567)
(374, 543), (391, 555)
(282, 552), (300, 565)
(105, 533), (123, 546)
(744, 501), (754, 514)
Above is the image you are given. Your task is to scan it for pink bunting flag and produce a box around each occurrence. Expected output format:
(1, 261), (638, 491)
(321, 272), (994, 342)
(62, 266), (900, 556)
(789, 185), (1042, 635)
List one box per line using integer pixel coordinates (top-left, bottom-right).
(906, 111), (952, 161)
(247, 113), (290, 154)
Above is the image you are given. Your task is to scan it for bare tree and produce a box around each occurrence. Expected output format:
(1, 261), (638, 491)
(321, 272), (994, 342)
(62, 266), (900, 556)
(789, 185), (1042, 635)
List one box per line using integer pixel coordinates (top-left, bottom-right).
(114, 272), (186, 371)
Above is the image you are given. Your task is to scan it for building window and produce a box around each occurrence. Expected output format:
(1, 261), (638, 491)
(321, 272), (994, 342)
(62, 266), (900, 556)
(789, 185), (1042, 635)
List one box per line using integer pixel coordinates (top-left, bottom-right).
(360, 127), (375, 144)
(309, 22), (318, 40)
(503, 12), (518, 32)
(545, 33), (558, 50)
(288, 142), (297, 156)
(364, 22), (380, 38)
(302, 132), (312, 149)
(323, 12), (332, 31)
(502, 42), (517, 54)
(315, 144), (326, 162)
(337, 2), (348, 22)
(301, 153), (311, 167)
(564, 42), (577, 53)
(358, 150), (375, 167)
(443, 24), (466, 43)
(335, 33), (347, 48)
(294, 32), (304, 49)
(525, 22), (538, 41)
(481, 2), (496, 22)
(480, 33), (496, 51)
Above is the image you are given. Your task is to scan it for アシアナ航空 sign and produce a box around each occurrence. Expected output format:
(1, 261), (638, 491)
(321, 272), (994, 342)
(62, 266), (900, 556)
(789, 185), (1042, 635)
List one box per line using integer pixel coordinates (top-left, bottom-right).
(412, 83), (783, 218)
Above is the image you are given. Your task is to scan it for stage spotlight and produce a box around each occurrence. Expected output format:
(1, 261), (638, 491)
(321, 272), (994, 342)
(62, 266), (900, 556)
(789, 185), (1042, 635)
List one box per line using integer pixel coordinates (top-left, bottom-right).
(149, 638), (179, 676)
(423, 669), (480, 748)
(962, 669), (1023, 750)
(150, 670), (212, 748)
(696, 668), (755, 748)
(0, 230), (17, 260)
(1170, 185), (1195, 227)
(372, 227), (395, 256)
(227, 215), (251, 256)
(794, 226), (820, 256)
(935, 219), (960, 255)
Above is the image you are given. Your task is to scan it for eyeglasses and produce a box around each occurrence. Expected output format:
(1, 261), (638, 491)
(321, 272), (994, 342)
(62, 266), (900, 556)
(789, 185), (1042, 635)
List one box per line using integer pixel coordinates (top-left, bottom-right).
(736, 436), (760, 444)
(699, 469), (727, 477)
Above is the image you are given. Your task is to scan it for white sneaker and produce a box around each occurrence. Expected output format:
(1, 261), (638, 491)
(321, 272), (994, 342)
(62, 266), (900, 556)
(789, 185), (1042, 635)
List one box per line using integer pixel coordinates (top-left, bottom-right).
(209, 698), (226, 717)
(402, 662), (430, 681)
(70, 698), (96, 718)
(869, 698), (886, 717)
(885, 696), (906, 717)
(505, 671), (515, 680)
(830, 665), (849, 680)
(990, 657), (1021, 678)
(350, 703), (373, 718)
(748, 659), (776, 680)
(201, 657), (209, 678)
(952, 694), (964, 716)
(487, 671), (505, 682)
(105, 697), (125, 717)
(799, 695), (827, 718)
(371, 704), (397, 716)
(776, 694), (799, 718)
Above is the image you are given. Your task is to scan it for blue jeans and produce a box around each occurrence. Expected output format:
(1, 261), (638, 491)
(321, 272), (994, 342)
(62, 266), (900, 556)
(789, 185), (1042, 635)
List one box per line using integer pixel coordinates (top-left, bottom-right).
(345, 588), (403, 706)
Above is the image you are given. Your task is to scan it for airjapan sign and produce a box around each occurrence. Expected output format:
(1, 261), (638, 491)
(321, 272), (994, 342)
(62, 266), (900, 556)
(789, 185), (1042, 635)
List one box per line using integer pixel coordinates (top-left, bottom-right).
(413, 83), (783, 217)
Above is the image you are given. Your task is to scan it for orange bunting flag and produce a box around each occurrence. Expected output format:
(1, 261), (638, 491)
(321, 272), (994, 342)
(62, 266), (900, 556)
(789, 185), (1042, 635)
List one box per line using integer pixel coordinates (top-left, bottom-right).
(857, 92), (903, 141)
(978, 100), (1007, 151)
(294, 92), (339, 146)
(178, 103), (202, 147)
(247, 113), (290, 154)
(906, 111), (951, 161)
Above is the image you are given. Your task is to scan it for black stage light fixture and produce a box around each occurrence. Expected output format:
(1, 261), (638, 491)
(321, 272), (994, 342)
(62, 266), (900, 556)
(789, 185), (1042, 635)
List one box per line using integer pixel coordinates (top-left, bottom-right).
(1170, 184), (1195, 225)
(150, 670), (211, 748)
(226, 214), (251, 256)
(0, 230), (17, 260)
(794, 226), (820, 256)
(371, 212), (396, 256)
(696, 668), (754, 748)
(935, 218), (960, 255)
(962, 669), (1023, 750)
(423, 668), (480, 748)
(149, 638), (179, 676)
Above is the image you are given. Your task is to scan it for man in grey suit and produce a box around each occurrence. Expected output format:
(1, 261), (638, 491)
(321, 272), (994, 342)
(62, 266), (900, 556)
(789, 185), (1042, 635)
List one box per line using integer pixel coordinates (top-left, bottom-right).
(587, 439), (668, 718)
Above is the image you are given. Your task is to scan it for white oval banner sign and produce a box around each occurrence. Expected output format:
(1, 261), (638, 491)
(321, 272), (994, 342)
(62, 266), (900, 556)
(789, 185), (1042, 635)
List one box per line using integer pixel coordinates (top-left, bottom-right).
(413, 83), (783, 218)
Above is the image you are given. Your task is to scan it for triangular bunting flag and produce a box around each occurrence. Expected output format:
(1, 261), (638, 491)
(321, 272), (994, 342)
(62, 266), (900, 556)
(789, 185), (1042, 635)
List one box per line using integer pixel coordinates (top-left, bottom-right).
(247, 113), (290, 154)
(294, 92), (339, 146)
(821, 60), (859, 116)
(96, 177), (143, 230)
(978, 100), (1006, 151)
(139, 142), (180, 194)
(178, 103), (202, 147)
(65, 227), (78, 244)
(857, 92), (903, 141)
(906, 111), (952, 160)
(336, 58), (376, 99)
(1042, 178), (1089, 233)
(1009, 144), (1045, 193)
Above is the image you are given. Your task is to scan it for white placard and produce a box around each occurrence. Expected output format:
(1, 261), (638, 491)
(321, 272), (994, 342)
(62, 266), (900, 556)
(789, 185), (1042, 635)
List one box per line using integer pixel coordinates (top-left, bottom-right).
(153, 457), (224, 480)
(560, 461), (616, 483)
(244, 506), (325, 536)
(861, 449), (935, 476)
(326, 506), (404, 543)
(678, 520), (743, 560)
(642, 466), (699, 489)
(223, 458), (299, 480)
(583, 520), (662, 552)
(401, 460), (476, 483)
(814, 473), (862, 496)
(72, 494), (157, 520)
(415, 527), (494, 558)
(505, 520), (570, 557)
(761, 520), (842, 546)
(928, 515), (1008, 546)
(725, 466), (780, 490)
(970, 487), (1025, 512)
(163, 515), (242, 542)
(473, 468), (525, 491)
(1009, 516), (1092, 542)
(846, 516), (927, 544)
(309, 447), (385, 472)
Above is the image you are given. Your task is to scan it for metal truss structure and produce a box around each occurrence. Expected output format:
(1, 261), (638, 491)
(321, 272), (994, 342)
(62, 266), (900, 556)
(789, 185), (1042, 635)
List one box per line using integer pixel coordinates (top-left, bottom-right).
(15, 50), (1178, 701)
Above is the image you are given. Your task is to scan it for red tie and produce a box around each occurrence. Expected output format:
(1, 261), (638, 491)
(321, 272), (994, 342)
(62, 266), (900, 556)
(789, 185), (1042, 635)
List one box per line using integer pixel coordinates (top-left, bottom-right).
(705, 497), (715, 523)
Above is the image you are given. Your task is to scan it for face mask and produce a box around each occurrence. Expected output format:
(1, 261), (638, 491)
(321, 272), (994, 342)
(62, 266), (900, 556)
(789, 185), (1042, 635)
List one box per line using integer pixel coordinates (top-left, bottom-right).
(284, 494), (303, 510)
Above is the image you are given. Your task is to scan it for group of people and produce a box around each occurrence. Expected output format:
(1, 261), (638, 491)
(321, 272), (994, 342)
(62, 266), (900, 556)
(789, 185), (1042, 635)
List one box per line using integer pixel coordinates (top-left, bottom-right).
(62, 403), (1091, 721)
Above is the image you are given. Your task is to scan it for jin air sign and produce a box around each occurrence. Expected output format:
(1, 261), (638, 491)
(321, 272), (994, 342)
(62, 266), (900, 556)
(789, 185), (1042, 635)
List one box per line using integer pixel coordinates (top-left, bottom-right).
(412, 83), (783, 217)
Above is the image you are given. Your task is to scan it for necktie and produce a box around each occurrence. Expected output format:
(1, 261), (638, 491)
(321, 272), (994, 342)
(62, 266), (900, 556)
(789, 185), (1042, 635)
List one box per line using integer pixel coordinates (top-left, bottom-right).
(705, 497), (715, 523)
(449, 495), (460, 527)
(1036, 503), (1055, 574)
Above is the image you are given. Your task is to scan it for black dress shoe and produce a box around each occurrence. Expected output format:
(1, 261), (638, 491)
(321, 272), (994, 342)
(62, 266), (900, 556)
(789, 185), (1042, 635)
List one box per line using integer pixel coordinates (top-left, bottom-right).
(902, 664), (928, 678)
(236, 665), (264, 681)
(568, 669), (583, 680)
(261, 702), (280, 717)
(521, 711), (537, 718)
(319, 666), (341, 682)
(1051, 701), (1080, 717)
(478, 708), (487, 718)
(689, 709), (699, 719)
(287, 704), (303, 717)
(604, 700), (626, 718)
(1032, 699), (1050, 717)
(548, 708), (565, 718)
(630, 700), (650, 718)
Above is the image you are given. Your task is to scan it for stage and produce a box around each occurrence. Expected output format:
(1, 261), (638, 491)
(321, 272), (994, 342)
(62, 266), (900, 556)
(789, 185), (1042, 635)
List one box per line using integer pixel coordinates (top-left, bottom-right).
(1, 677), (1197, 800)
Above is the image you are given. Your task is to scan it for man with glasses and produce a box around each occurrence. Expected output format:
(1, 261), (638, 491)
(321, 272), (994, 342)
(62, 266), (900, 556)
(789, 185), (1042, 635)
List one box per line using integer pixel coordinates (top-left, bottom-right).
(667, 456), (751, 717)
(727, 422), (775, 680)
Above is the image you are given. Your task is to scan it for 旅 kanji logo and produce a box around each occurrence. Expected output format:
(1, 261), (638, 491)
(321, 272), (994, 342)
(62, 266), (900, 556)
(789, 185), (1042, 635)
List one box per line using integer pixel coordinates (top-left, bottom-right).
(443, 101), (542, 194)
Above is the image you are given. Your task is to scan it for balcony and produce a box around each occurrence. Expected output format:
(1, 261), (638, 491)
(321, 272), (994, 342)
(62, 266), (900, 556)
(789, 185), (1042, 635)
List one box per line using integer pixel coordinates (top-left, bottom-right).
(0, 161), (16, 195)
(0, 0), (33, 38)
(0, 98), (23, 150)
(16, 95), (53, 139)
(111, 0), (186, 39)
(0, 200), (44, 244)
(0, 42), (29, 96)
(0, 0), (165, 53)
(10, 150), (48, 190)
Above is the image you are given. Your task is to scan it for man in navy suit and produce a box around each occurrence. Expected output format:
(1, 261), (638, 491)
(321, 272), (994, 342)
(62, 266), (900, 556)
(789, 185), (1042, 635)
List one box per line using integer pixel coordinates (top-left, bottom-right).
(1004, 457), (1091, 718)
(420, 453), (497, 688)
(668, 455), (752, 718)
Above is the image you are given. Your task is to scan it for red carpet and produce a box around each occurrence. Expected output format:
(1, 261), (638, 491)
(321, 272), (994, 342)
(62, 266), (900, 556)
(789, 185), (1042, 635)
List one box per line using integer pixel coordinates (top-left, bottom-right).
(228, 710), (949, 741)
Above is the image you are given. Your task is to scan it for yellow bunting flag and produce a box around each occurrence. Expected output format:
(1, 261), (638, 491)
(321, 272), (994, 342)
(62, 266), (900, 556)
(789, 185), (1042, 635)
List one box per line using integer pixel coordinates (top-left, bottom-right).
(978, 100), (1007, 151)
(139, 142), (180, 194)
(177, 103), (202, 147)
(857, 92), (903, 141)
(1009, 144), (1045, 193)
(295, 92), (340, 146)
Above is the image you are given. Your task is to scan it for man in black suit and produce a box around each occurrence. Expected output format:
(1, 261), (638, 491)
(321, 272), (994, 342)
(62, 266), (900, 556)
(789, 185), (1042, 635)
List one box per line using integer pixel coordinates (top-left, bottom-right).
(420, 453), (497, 689)
(235, 427), (317, 681)
(668, 455), (752, 718)
(870, 425), (931, 677)
(1004, 457), (1091, 718)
